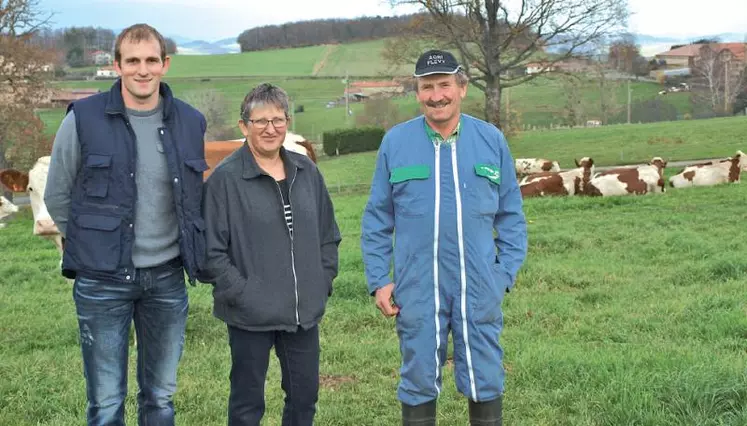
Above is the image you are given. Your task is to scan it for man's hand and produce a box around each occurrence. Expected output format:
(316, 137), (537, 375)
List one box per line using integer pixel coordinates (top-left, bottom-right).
(375, 283), (399, 317)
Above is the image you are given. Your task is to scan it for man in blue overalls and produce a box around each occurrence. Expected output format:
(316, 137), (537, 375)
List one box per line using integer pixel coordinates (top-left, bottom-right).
(361, 50), (528, 425)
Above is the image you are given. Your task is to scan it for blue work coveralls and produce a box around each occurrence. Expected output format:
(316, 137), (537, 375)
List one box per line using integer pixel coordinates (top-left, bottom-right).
(361, 114), (528, 406)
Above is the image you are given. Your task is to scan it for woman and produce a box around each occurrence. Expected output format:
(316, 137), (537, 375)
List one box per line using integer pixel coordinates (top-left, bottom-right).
(201, 83), (341, 426)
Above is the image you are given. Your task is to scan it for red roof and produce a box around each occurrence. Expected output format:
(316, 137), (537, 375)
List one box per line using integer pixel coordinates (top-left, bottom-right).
(350, 81), (401, 88)
(658, 43), (746, 61)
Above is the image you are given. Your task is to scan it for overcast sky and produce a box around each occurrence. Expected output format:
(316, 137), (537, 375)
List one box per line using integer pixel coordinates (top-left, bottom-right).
(38, 0), (747, 42)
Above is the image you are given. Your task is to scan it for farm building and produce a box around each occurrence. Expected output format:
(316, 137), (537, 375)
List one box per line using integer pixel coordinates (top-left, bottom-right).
(344, 80), (405, 101)
(654, 42), (747, 69)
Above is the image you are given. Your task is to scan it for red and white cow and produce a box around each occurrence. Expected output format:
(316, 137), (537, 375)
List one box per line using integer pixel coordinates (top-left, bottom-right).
(520, 157), (594, 198)
(0, 195), (19, 228)
(669, 150), (746, 188)
(585, 157), (668, 196)
(2, 131), (318, 249)
(515, 157), (560, 176)
(205, 131), (317, 179)
(0, 157), (63, 251)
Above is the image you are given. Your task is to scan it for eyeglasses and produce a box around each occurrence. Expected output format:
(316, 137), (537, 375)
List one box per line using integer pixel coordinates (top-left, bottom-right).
(248, 117), (288, 129)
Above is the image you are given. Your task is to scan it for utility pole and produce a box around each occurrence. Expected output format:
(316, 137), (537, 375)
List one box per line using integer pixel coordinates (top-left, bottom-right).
(291, 99), (296, 132)
(724, 58), (729, 114)
(344, 70), (349, 126)
(627, 79), (632, 124)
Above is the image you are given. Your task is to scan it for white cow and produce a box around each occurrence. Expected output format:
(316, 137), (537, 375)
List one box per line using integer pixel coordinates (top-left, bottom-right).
(0, 195), (19, 228)
(669, 150), (746, 188)
(515, 158), (561, 176)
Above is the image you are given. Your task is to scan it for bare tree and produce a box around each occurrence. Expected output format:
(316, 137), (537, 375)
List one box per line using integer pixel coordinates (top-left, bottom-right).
(607, 33), (641, 74)
(181, 89), (237, 141)
(165, 37), (177, 55)
(691, 43), (747, 115)
(0, 0), (55, 171)
(383, 0), (628, 129)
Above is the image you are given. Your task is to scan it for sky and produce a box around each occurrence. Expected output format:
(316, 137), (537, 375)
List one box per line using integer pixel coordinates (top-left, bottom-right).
(38, 0), (747, 42)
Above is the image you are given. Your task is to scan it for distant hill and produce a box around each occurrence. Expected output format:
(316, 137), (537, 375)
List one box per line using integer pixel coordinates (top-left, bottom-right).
(164, 28), (746, 57)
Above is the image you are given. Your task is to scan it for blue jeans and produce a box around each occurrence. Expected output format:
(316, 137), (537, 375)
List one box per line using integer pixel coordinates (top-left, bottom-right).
(73, 257), (188, 426)
(227, 325), (320, 426)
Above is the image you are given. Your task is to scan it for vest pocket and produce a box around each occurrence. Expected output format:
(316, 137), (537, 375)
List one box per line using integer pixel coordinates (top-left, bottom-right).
(83, 154), (112, 198)
(185, 158), (209, 175)
(73, 214), (121, 271)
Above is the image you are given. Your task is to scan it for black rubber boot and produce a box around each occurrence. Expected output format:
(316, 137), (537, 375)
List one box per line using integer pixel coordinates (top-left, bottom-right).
(468, 396), (502, 426)
(402, 400), (437, 426)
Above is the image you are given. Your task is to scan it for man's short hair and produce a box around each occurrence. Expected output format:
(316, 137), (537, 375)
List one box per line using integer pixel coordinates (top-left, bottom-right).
(114, 24), (167, 63)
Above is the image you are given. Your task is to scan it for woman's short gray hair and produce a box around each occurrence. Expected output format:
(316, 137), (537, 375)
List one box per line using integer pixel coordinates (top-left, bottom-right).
(240, 83), (290, 122)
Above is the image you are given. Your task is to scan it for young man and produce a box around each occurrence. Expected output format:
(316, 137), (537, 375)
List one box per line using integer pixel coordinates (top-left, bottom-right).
(44, 24), (208, 426)
(360, 50), (528, 425)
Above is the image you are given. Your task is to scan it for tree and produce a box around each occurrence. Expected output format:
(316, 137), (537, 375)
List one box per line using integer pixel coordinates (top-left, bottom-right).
(355, 97), (417, 130)
(691, 43), (747, 115)
(165, 37), (177, 55)
(181, 89), (237, 141)
(608, 33), (641, 74)
(0, 0), (55, 171)
(383, 0), (628, 129)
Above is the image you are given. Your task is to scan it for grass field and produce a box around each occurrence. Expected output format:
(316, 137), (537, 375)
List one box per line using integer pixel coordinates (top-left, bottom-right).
(315, 115), (747, 190)
(2, 155), (746, 424)
(163, 39), (410, 78)
(39, 72), (693, 142)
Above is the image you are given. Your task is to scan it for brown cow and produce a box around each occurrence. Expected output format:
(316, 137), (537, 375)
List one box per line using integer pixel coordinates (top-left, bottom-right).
(205, 131), (317, 179)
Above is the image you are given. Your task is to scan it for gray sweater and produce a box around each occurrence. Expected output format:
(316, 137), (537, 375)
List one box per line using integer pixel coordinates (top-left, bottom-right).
(201, 142), (341, 332)
(44, 102), (180, 268)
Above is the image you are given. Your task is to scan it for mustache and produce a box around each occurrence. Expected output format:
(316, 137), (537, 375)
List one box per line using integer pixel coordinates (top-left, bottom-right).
(426, 100), (450, 108)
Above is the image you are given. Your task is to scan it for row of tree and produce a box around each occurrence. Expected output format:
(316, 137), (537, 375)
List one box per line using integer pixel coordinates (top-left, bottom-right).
(237, 15), (423, 52)
(29, 26), (177, 68)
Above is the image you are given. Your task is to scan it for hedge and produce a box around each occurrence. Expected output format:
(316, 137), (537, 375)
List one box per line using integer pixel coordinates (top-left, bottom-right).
(322, 126), (385, 157)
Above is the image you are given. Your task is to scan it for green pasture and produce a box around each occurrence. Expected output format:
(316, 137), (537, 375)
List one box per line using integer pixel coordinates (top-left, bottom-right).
(2, 159), (746, 424)
(315, 115), (747, 189)
(40, 72), (693, 142)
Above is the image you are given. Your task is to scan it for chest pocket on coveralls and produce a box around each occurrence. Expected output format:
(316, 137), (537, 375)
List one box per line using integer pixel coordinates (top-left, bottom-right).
(390, 165), (430, 217)
(468, 163), (501, 216)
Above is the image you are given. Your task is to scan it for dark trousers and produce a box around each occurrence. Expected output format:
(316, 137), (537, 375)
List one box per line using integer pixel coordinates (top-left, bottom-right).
(227, 324), (320, 426)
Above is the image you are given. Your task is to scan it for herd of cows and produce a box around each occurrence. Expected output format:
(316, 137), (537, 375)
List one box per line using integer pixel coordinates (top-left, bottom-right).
(515, 149), (746, 198)
(1, 134), (745, 264)
(0, 132), (317, 262)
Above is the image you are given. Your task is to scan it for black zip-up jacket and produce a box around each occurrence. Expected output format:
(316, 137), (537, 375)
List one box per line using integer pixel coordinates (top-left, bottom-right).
(201, 141), (341, 331)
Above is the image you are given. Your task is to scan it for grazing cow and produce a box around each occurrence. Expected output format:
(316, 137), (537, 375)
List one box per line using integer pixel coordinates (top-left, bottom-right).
(204, 131), (317, 179)
(2, 131), (318, 245)
(0, 195), (19, 228)
(585, 157), (667, 196)
(669, 150), (746, 188)
(515, 158), (560, 176)
(520, 157), (594, 198)
(0, 156), (63, 252)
